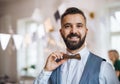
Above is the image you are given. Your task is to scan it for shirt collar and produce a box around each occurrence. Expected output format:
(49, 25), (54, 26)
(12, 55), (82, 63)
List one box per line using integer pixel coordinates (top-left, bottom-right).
(78, 47), (90, 64)
(66, 47), (90, 63)
(66, 47), (89, 56)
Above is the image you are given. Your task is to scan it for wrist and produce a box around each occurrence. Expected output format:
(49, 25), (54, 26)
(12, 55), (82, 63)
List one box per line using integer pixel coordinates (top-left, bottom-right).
(41, 69), (52, 76)
(44, 67), (53, 72)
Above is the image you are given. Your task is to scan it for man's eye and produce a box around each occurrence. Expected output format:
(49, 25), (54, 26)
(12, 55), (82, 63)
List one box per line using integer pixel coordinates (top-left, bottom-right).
(64, 25), (71, 28)
(77, 25), (83, 28)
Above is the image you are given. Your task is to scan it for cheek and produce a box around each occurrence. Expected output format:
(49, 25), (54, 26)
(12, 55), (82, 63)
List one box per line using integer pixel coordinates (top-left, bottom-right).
(109, 56), (112, 59)
(61, 30), (70, 38)
(80, 30), (87, 38)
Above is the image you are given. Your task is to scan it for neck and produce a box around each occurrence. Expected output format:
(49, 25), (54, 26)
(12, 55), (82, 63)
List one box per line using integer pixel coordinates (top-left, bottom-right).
(113, 59), (117, 64)
(67, 44), (86, 54)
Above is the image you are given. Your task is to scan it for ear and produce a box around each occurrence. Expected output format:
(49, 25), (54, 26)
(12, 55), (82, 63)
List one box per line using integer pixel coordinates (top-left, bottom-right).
(59, 28), (62, 35)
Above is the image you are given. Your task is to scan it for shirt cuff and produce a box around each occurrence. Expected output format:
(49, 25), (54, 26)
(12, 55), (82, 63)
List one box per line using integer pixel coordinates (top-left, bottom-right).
(37, 69), (53, 82)
(42, 69), (52, 76)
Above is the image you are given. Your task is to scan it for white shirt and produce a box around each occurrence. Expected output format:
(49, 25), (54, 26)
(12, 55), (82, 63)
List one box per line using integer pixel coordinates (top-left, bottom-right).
(61, 47), (89, 84)
(34, 47), (119, 84)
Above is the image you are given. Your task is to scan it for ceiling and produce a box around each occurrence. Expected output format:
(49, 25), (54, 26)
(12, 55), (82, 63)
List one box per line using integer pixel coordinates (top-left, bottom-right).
(0, 0), (17, 2)
(0, 0), (20, 5)
(0, 0), (119, 4)
(0, 0), (20, 7)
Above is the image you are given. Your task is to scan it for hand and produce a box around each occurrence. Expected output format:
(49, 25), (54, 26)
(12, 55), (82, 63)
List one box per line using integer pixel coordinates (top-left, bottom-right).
(44, 51), (67, 71)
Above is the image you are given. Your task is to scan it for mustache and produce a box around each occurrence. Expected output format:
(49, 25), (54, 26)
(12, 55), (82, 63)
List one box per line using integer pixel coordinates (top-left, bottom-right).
(67, 33), (80, 38)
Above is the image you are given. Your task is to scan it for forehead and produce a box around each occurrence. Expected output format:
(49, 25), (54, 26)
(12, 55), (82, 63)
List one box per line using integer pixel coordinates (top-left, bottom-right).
(109, 52), (116, 55)
(61, 14), (86, 24)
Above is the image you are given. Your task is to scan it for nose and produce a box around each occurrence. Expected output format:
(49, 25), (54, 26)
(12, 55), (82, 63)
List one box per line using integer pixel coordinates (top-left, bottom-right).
(70, 25), (77, 33)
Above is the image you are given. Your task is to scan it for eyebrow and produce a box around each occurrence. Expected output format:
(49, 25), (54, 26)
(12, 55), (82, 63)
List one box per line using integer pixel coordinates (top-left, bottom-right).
(77, 23), (84, 25)
(63, 22), (84, 26)
(62, 23), (71, 27)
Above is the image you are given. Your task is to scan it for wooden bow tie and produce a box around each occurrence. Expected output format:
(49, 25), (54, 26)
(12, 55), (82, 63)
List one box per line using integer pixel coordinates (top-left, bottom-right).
(56, 53), (81, 62)
(63, 53), (81, 60)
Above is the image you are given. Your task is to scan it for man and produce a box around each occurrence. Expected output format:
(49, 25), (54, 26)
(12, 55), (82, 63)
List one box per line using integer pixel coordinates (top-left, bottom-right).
(108, 50), (120, 82)
(34, 7), (119, 84)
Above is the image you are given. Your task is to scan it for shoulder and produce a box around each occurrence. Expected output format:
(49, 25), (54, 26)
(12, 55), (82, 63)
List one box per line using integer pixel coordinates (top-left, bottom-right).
(114, 60), (120, 70)
(100, 61), (114, 76)
(100, 61), (113, 71)
(89, 52), (106, 61)
(99, 61), (119, 83)
(116, 60), (120, 64)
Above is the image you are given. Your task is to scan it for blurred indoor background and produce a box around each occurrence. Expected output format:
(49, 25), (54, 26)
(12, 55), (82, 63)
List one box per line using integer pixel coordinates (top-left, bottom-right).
(0, 0), (120, 83)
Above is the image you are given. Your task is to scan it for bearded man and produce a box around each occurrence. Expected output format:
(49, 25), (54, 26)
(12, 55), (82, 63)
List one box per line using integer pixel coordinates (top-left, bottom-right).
(34, 7), (119, 84)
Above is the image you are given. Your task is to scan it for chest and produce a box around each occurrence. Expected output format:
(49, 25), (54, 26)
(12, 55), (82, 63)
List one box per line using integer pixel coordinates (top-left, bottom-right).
(61, 60), (85, 84)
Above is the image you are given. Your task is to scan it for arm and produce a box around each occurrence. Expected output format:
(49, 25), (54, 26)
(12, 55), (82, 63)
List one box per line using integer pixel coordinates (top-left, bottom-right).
(34, 51), (67, 84)
(116, 70), (120, 77)
(33, 70), (52, 84)
(99, 61), (119, 84)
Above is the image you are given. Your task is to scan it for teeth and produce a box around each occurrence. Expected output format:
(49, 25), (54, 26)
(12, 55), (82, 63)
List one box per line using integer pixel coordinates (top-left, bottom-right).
(71, 37), (78, 38)
(70, 36), (77, 38)
(69, 37), (79, 41)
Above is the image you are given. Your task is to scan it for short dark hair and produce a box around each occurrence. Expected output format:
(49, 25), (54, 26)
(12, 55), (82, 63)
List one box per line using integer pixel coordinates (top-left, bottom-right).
(61, 7), (86, 24)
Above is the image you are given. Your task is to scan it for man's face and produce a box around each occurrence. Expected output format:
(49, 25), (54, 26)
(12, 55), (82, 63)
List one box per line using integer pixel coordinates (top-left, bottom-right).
(60, 14), (88, 50)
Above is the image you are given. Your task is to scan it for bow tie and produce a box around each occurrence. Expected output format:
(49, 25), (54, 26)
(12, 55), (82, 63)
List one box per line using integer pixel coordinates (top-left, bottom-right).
(56, 53), (81, 62)
(63, 53), (81, 60)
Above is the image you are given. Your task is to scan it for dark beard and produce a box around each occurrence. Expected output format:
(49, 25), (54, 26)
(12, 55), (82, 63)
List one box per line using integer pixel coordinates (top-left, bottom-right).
(62, 33), (86, 50)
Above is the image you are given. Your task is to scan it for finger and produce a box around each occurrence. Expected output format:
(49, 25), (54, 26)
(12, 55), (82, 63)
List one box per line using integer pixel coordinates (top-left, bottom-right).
(60, 52), (65, 59)
(49, 53), (58, 61)
(53, 51), (62, 59)
(57, 59), (67, 65)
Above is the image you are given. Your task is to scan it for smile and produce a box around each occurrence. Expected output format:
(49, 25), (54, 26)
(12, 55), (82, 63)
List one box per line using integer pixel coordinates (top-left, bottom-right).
(68, 36), (79, 41)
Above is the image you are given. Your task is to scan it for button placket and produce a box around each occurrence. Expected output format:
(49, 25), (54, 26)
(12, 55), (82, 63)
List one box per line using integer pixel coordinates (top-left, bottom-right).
(67, 60), (76, 84)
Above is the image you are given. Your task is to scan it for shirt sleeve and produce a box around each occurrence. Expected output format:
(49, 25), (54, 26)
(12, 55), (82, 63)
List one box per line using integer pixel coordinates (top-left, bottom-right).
(99, 61), (119, 84)
(33, 69), (52, 84)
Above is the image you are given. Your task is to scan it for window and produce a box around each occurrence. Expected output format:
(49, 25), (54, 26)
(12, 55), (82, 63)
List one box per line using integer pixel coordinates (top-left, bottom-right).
(110, 8), (120, 53)
(17, 20), (45, 77)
